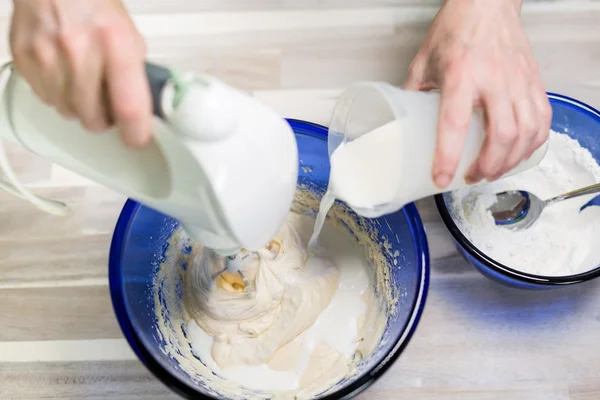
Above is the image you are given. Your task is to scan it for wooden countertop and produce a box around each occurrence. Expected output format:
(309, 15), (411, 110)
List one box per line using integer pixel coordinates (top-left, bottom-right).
(1, 1), (600, 399)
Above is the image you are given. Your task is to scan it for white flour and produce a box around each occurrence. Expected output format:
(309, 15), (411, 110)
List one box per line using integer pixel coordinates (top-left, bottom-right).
(450, 130), (600, 276)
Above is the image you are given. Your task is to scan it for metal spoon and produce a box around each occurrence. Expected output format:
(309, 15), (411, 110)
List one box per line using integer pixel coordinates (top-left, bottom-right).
(489, 182), (600, 230)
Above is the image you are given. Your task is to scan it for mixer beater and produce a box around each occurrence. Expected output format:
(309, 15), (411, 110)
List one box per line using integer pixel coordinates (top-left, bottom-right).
(212, 253), (253, 293)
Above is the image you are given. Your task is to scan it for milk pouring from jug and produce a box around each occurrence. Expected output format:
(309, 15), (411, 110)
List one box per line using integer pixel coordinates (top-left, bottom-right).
(326, 82), (549, 218)
(0, 62), (299, 256)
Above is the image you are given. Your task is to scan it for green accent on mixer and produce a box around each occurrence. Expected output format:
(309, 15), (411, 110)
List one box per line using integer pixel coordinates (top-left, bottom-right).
(170, 69), (210, 109)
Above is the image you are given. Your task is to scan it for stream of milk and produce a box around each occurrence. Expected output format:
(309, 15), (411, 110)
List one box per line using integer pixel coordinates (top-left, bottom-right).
(308, 120), (402, 248)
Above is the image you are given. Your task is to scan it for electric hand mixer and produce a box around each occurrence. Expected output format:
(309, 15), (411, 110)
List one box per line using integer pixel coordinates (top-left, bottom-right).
(0, 61), (298, 295)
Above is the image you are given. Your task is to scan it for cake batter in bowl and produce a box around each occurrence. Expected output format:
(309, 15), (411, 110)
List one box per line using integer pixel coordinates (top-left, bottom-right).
(109, 120), (429, 399)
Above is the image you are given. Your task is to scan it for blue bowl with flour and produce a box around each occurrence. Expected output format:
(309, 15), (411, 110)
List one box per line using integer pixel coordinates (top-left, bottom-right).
(435, 94), (600, 289)
(109, 119), (430, 399)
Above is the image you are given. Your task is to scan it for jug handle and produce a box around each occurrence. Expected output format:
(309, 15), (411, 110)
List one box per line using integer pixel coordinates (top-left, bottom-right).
(0, 61), (174, 216)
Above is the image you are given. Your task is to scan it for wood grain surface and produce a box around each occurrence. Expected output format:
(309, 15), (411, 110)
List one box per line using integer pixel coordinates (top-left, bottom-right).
(0, 0), (599, 399)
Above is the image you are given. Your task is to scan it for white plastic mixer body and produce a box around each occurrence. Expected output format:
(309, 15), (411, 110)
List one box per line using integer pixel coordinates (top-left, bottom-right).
(0, 62), (298, 256)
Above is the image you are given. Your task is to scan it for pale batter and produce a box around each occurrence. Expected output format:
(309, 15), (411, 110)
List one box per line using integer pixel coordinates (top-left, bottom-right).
(184, 211), (381, 394)
(153, 190), (396, 399)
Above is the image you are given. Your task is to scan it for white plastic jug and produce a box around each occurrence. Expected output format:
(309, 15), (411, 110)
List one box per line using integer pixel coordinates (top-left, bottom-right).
(327, 82), (549, 218)
(0, 62), (298, 255)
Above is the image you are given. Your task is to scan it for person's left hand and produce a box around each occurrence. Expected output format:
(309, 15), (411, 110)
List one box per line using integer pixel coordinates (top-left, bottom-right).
(403, 0), (552, 188)
(9, 0), (151, 148)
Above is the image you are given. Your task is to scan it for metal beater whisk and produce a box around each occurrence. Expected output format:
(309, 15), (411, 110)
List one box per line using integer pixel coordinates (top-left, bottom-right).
(211, 252), (255, 296)
(201, 240), (281, 298)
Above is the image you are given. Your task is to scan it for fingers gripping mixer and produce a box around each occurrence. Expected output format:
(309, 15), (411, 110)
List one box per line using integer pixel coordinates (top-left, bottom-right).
(0, 61), (299, 283)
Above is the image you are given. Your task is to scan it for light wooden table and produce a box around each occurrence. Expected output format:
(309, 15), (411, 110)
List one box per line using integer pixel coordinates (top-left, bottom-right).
(1, 1), (600, 399)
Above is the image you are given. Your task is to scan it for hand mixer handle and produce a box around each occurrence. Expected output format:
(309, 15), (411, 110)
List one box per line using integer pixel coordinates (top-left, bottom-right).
(145, 62), (240, 141)
(144, 62), (171, 119)
(0, 61), (176, 217)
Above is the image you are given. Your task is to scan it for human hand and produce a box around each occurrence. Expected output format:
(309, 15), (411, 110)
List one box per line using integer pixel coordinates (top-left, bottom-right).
(10, 0), (152, 147)
(403, 0), (551, 187)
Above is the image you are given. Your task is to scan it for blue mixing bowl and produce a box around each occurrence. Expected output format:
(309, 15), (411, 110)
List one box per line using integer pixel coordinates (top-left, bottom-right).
(109, 119), (430, 399)
(435, 93), (600, 289)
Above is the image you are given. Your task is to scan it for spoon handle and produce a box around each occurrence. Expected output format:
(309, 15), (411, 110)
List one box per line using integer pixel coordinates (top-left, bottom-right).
(547, 182), (600, 205)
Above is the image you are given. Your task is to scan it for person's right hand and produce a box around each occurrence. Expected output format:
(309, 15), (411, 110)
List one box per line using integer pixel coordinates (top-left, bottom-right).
(10, 0), (152, 147)
(403, 0), (551, 188)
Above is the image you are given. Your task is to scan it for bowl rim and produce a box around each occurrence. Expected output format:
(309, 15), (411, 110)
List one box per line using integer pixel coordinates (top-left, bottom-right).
(434, 93), (600, 286)
(108, 118), (431, 400)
